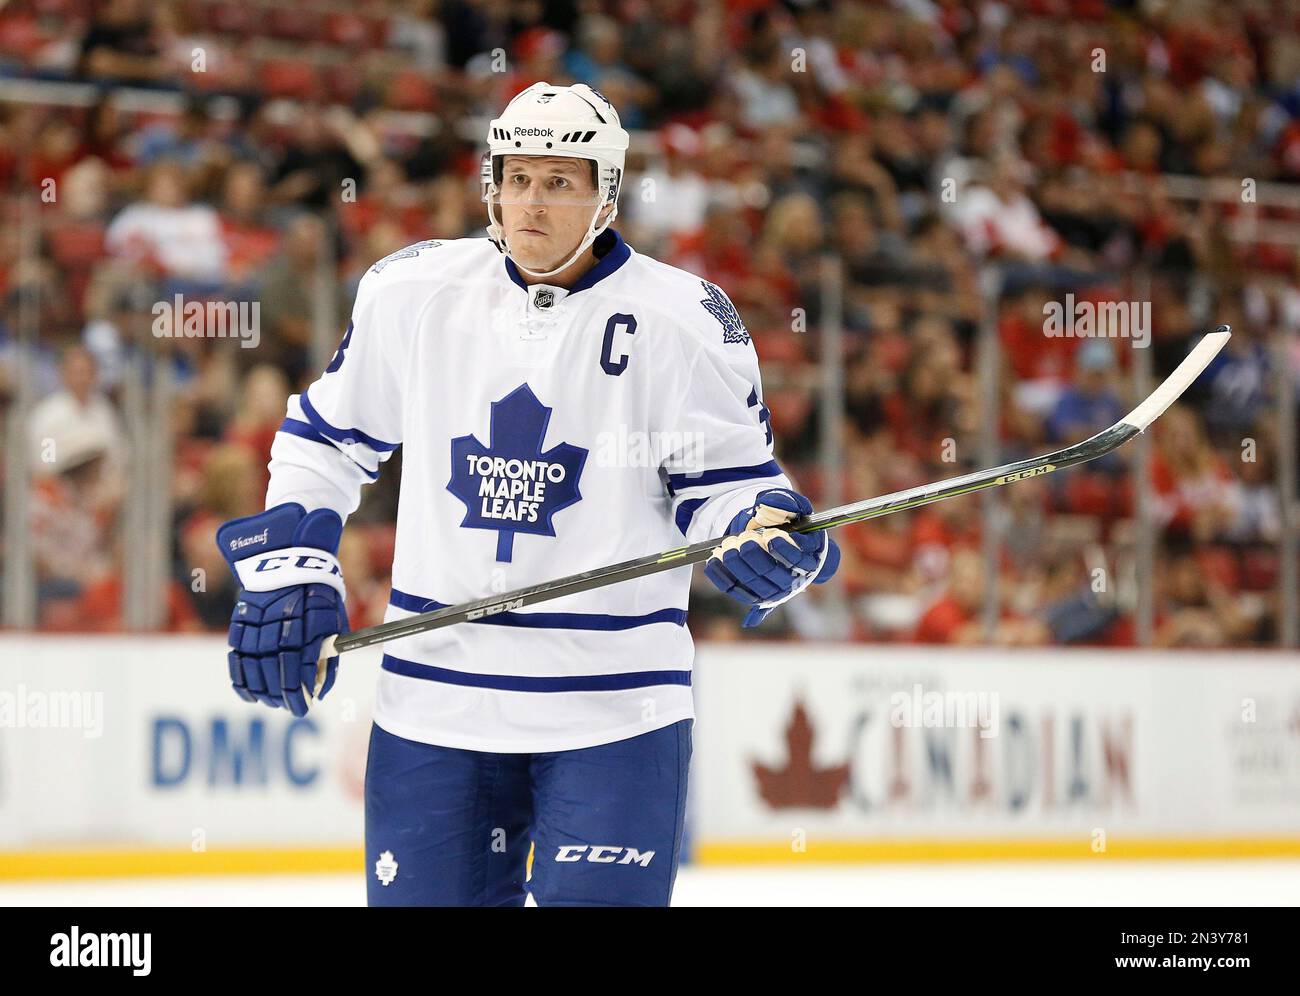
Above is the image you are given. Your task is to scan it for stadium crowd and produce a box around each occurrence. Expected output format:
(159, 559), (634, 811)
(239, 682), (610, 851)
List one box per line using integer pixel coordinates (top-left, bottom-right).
(1, 0), (1297, 646)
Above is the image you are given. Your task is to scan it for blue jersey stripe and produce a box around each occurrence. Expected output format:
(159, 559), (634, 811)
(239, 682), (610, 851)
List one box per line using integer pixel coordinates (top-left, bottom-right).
(278, 417), (328, 445)
(299, 389), (400, 453)
(667, 459), (782, 492)
(382, 653), (692, 692)
(277, 418), (381, 480)
(389, 588), (687, 631)
(674, 496), (708, 537)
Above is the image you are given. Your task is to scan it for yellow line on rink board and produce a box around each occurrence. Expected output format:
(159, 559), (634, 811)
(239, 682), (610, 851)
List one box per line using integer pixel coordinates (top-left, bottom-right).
(5, 837), (1300, 880)
(694, 837), (1300, 864)
(0, 846), (362, 880)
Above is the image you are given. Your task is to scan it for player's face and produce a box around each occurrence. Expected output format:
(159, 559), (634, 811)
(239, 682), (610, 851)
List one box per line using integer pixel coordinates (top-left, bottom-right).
(498, 156), (608, 272)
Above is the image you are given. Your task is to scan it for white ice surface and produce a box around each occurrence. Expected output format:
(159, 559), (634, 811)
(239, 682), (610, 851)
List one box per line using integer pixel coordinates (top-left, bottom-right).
(2, 861), (1299, 906)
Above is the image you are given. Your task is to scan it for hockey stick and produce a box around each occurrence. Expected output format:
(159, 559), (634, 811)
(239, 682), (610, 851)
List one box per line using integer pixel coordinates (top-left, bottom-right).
(318, 325), (1230, 666)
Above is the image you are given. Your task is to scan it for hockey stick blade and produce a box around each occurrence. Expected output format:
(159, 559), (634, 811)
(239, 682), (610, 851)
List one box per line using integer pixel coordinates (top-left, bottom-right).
(324, 325), (1230, 660)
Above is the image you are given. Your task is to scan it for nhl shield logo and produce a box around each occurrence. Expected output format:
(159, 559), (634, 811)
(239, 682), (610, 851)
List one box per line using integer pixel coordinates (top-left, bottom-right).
(534, 288), (555, 309)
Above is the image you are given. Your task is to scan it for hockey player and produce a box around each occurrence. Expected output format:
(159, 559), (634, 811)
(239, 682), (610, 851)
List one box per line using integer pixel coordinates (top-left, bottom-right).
(216, 82), (839, 907)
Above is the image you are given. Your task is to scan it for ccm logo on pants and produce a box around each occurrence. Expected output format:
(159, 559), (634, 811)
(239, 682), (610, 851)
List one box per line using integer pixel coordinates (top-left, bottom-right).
(554, 845), (654, 866)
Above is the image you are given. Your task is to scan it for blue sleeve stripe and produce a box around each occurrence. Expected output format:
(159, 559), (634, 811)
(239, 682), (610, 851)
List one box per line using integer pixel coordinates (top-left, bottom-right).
(300, 389), (400, 453)
(278, 417), (328, 445)
(667, 459), (782, 491)
(277, 418), (380, 481)
(674, 497), (708, 537)
(382, 654), (691, 692)
(389, 588), (687, 631)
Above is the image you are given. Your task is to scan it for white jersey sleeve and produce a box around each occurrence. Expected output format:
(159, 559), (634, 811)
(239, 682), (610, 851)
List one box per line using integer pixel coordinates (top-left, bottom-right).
(659, 282), (792, 543)
(265, 262), (410, 517)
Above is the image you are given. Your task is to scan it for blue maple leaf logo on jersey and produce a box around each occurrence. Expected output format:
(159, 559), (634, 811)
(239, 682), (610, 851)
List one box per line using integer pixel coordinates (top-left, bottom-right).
(447, 384), (587, 563)
(699, 280), (750, 346)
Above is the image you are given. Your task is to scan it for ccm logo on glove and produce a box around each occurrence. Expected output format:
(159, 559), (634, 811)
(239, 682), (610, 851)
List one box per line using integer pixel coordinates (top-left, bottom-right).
(216, 503), (350, 717)
(233, 546), (346, 598)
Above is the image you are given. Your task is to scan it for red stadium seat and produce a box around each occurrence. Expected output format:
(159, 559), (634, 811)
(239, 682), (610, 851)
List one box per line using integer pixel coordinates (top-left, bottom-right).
(47, 221), (106, 268)
(207, 0), (254, 36)
(1194, 547), (1240, 590)
(325, 64), (366, 106)
(386, 69), (439, 112)
(64, 270), (92, 313)
(259, 58), (321, 100)
(1240, 548), (1279, 591)
(266, 7), (319, 43)
(1062, 471), (1115, 517)
(0, 14), (47, 57)
(754, 330), (807, 366)
(325, 12), (377, 49)
(33, 0), (87, 17)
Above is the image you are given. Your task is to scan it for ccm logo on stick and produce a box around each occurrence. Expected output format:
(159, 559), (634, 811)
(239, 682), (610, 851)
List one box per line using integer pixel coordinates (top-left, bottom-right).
(467, 599), (524, 619)
(998, 465), (1055, 484)
(555, 845), (655, 866)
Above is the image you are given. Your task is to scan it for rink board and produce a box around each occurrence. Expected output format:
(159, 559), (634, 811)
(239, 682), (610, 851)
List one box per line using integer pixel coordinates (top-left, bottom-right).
(0, 636), (1298, 877)
(692, 644), (1300, 861)
(0, 635), (377, 878)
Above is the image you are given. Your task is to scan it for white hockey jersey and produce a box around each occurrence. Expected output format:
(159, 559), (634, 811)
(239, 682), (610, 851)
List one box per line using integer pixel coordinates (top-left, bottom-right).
(266, 229), (791, 752)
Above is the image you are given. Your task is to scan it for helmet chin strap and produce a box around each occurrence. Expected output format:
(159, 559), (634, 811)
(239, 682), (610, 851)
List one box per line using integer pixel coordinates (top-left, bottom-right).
(498, 201), (613, 281)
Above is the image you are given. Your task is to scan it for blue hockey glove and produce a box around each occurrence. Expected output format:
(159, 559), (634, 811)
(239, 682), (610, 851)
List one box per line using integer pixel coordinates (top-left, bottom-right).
(216, 502), (349, 717)
(703, 488), (840, 627)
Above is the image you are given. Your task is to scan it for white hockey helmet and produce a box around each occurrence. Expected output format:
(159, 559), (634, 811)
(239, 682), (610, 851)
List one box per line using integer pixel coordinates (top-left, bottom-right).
(482, 81), (630, 279)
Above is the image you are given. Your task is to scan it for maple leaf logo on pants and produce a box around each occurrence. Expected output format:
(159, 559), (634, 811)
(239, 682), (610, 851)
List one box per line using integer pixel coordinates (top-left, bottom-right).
(447, 384), (588, 562)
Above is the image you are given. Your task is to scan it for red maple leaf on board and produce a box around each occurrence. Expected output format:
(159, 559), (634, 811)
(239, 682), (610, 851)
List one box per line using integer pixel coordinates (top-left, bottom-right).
(752, 698), (851, 809)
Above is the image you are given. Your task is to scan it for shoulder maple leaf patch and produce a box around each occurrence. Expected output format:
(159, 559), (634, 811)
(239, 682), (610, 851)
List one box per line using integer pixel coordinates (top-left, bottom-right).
(699, 280), (750, 346)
